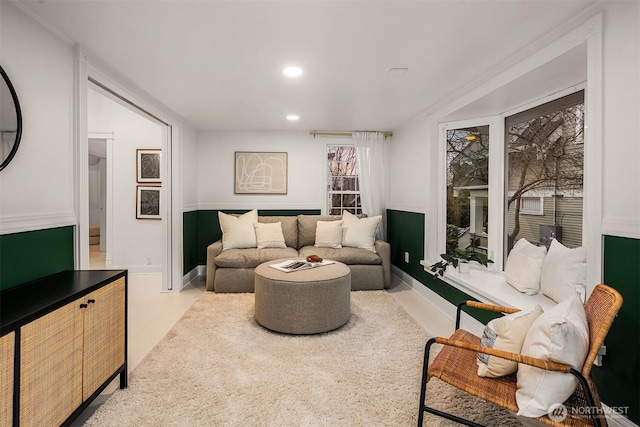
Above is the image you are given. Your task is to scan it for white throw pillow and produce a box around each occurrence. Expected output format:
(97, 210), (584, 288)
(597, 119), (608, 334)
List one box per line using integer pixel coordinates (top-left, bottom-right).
(218, 209), (258, 250)
(540, 239), (587, 303)
(504, 238), (547, 295)
(477, 304), (544, 378)
(516, 294), (589, 418)
(315, 220), (343, 248)
(253, 222), (286, 249)
(341, 211), (381, 252)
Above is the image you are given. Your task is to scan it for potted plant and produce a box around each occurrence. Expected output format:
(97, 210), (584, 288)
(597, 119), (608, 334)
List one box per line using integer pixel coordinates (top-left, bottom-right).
(429, 247), (493, 277)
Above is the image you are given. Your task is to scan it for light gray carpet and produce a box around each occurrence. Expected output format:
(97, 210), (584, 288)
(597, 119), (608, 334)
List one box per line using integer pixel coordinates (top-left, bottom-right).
(83, 291), (522, 426)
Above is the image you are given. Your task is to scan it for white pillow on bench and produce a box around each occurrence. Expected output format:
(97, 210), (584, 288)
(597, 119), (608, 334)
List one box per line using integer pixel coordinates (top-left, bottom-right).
(504, 238), (547, 295)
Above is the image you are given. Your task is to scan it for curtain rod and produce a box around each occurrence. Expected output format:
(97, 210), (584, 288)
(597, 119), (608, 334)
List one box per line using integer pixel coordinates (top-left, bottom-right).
(309, 131), (393, 139)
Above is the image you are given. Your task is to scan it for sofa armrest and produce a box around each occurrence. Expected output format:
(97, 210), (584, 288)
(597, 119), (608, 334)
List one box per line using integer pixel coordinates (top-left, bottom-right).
(206, 240), (223, 291)
(375, 240), (391, 288)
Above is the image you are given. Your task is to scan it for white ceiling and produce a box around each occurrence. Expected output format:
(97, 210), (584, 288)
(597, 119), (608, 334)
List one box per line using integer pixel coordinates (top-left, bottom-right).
(16, 0), (595, 132)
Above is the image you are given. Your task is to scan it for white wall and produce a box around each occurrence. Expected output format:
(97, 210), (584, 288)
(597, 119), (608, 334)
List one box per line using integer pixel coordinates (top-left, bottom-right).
(0, 2), (75, 233)
(197, 131), (325, 211)
(601, 1), (640, 237)
(181, 125), (199, 212)
(87, 88), (163, 271)
(387, 114), (430, 214)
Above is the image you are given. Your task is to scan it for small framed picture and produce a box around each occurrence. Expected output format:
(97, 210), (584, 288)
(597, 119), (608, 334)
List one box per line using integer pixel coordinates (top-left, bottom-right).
(136, 149), (161, 183)
(136, 185), (161, 220)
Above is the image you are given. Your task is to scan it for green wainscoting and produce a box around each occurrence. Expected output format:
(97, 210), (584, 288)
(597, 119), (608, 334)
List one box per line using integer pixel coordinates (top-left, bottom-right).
(0, 226), (74, 291)
(191, 209), (320, 268)
(183, 211), (199, 274)
(387, 209), (640, 424)
(386, 209), (496, 324)
(593, 235), (640, 424)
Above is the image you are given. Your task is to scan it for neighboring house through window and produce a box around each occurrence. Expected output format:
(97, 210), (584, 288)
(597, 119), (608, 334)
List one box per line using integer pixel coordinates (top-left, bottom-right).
(442, 90), (585, 268)
(326, 145), (362, 215)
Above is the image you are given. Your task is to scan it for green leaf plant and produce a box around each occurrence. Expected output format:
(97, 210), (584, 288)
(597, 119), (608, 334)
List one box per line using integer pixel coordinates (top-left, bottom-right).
(429, 247), (494, 278)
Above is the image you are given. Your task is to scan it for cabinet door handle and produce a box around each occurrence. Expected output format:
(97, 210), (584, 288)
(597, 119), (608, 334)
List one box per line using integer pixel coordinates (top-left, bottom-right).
(79, 303), (88, 309)
(87, 299), (96, 304)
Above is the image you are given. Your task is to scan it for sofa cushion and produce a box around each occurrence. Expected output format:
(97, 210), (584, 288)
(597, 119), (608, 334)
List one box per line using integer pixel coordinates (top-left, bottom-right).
(219, 209), (258, 250)
(254, 222), (286, 249)
(215, 247), (298, 268)
(297, 215), (342, 248)
(298, 246), (382, 265)
(258, 216), (298, 248)
(341, 210), (381, 252)
(315, 220), (343, 248)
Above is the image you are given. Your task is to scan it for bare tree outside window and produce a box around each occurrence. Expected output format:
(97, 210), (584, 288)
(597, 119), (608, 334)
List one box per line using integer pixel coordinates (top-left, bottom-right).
(446, 125), (490, 255)
(327, 145), (361, 215)
(506, 91), (584, 253)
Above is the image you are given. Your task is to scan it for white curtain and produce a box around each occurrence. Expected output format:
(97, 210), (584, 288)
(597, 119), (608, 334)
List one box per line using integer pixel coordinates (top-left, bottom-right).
(352, 131), (387, 240)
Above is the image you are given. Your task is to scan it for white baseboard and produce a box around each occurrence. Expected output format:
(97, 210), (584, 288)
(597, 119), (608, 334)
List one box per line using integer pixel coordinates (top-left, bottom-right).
(391, 266), (485, 336)
(115, 264), (162, 274)
(182, 265), (204, 288)
(602, 405), (638, 427)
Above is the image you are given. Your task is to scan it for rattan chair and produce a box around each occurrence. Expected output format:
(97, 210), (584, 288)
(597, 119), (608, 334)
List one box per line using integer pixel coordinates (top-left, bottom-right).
(418, 284), (623, 427)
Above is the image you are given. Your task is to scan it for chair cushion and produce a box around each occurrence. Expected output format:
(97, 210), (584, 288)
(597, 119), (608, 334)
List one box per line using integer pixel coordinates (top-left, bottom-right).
(516, 294), (589, 418)
(341, 210), (381, 252)
(254, 222), (286, 249)
(504, 238), (547, 295)
(219, 209), (258, 250)
(477, 304), (544, 378)
(314, 220), (343, 248)
(540, 239), (587, 303)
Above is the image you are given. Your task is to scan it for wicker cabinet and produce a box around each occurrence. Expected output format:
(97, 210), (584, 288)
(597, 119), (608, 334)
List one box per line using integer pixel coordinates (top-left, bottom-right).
(0, 332), (14, 427)
(0, 270), (127, 427)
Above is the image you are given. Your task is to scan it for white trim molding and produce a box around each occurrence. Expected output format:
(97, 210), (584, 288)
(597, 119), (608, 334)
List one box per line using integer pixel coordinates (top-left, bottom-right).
(0, 211), (76, 235)
(602, 217), (640, 240)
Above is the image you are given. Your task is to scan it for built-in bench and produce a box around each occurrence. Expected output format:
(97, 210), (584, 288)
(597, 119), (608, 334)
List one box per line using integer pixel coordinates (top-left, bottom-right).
(420, 261), (557, 312)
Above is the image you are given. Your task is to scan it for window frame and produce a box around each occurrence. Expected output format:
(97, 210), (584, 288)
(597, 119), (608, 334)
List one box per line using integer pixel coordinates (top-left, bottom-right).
(325, 143), (362, 216)
(426, 13), (603, 301)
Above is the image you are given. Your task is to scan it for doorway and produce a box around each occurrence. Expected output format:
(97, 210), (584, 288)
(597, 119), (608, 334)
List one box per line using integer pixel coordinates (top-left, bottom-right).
(86, 85), (166, 279)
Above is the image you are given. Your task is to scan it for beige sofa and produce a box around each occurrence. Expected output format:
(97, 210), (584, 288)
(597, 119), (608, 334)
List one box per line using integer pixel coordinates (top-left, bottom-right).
(206, 214), (390, 293)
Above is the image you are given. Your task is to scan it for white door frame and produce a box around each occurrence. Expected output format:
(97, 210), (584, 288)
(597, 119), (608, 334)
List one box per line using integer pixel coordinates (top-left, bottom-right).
(75, 47), (183, 292)
(88, 133), (114, 266)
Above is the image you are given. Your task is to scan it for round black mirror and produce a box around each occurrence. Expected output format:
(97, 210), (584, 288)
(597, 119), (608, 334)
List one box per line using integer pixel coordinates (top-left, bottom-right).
(0, 66), (22, 172)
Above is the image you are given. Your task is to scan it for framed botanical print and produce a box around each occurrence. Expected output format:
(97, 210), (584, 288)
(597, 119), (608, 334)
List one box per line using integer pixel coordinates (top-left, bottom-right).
(136, 185), (161, 219)
(234, 151), (288, 194)
(136, 149), (161, 183)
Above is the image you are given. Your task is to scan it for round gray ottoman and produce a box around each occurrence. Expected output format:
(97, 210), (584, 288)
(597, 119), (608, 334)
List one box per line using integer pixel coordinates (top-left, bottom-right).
(254, 259), (351, 334)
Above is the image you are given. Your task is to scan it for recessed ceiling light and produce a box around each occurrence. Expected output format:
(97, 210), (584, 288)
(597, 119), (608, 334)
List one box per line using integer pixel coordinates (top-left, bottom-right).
(286, 114), (299, 121)
(283, 67), (303, 77)
(389, 67), (408, 76)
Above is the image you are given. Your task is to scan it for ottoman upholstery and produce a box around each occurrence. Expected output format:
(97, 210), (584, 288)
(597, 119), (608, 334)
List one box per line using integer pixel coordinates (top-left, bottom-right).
(254, 259), (351, 334)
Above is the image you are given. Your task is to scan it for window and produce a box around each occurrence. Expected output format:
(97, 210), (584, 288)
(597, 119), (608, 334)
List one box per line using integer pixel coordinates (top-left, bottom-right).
(505, 91), (584, 255)
(445, 125), (490, 255)
(327, 145), (362, 215)
(519, 196), (544, 216)
(440, 91), (585, 272)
